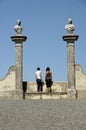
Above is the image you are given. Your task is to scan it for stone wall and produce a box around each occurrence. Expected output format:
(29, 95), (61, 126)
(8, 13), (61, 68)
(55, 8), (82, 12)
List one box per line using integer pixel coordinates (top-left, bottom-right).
(0, 66), (16, 91)
(75, 64), (86, 90)
(0, 64), (86, 99)
(27, 81), (67, 93)
(75, 64), (86, 99)
(25, 82), (68, 99)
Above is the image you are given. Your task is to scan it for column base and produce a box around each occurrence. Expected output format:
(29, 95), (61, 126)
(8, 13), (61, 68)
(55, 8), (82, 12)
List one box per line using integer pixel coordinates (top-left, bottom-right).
(0, 90), (23, 99)
(67, 89), (76, 99)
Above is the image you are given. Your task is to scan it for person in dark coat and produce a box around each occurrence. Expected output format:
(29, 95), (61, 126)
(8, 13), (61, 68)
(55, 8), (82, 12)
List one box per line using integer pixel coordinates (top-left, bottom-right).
(45, 67), (52, 92)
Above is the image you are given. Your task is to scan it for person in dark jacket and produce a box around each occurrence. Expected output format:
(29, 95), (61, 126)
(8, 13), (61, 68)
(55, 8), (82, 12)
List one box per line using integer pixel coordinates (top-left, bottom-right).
(45, 67), (52, 92)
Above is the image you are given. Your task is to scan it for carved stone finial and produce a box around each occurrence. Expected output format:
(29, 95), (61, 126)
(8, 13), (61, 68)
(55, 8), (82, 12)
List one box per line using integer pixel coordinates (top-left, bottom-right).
(65, 18), (75, 35)
(14, 20), (23, 35)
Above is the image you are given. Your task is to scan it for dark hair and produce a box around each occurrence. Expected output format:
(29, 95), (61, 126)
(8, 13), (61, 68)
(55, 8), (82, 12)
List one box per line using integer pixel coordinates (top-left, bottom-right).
(37, 67), (40, 70)
(46, 67), (50, 71)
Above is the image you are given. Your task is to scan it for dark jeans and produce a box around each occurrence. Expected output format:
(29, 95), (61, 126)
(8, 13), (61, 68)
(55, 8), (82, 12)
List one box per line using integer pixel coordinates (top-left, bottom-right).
(36, 79), (43, 91)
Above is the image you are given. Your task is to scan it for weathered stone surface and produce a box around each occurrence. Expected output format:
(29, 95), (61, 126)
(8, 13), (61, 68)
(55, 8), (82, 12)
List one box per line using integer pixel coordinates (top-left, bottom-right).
(0, 66), (16, 91)
(75, 64), (86, 90)
(0, 91), (23, 99)
(76, 90), (86, 99)
(25, 92), (67, 99)
(63, 35), (79, 90)
(27, 82), (67, 92)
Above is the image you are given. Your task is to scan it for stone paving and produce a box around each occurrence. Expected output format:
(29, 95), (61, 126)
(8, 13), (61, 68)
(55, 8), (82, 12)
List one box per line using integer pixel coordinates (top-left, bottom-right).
(0, 99), (86, 130)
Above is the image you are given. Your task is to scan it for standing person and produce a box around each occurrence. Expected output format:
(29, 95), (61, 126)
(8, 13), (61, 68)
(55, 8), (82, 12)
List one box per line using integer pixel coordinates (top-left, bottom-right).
(35, 67), (43, 92)
(45, 67), (52, 92)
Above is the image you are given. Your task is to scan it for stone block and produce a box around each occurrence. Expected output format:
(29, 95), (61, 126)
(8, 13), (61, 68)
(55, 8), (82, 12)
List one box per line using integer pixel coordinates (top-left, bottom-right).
(76, 90), (86, 99)
(0, 90), (23, 99)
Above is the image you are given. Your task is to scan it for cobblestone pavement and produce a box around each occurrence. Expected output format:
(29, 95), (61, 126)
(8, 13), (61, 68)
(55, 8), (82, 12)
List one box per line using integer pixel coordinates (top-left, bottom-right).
(0, 99), (86, 130)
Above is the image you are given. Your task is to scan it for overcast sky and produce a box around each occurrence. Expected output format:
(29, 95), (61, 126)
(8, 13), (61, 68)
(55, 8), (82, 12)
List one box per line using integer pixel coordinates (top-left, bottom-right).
(0, 0), (86, 82)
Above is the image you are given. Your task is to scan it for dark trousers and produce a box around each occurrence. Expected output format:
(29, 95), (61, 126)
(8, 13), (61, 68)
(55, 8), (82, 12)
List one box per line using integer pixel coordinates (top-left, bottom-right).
(36, 79), (43, 91)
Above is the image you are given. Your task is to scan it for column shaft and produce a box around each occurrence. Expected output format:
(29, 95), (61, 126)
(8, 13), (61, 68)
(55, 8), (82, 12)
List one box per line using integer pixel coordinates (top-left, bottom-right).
(15, 43), (23, 90)
(67, 42), (75, 89)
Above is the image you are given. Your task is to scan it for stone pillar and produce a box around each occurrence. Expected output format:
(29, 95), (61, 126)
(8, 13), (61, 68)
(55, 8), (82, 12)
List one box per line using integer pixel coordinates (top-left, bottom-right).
(11, 20), (27, 95)
(62, 18), (79, 98)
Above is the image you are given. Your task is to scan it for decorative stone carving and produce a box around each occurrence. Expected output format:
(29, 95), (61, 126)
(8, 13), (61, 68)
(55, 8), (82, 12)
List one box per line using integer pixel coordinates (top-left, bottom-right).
(65, 18), (75, 35)
(14, 20), (23, 35)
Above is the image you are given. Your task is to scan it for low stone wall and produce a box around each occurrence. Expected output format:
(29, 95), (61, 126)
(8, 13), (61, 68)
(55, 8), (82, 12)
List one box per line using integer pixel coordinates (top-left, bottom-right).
(25, 92), (67, 99)
(24, 82), (68, 99)
(27, 81), (67, 93)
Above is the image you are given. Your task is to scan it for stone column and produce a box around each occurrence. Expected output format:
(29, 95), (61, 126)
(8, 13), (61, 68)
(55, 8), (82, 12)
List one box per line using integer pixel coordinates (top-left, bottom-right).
(11, 20), (27, 93)
(62, 18), (79, 98)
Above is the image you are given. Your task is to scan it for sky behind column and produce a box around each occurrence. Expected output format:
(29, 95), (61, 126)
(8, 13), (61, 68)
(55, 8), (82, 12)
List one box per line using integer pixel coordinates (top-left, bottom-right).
(0, 0), (86, 81)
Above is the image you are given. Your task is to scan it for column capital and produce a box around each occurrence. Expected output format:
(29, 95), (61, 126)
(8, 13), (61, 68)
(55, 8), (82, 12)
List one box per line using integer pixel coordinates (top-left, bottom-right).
(62, 35), (79, 43)
(11, 35), (27, 43)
